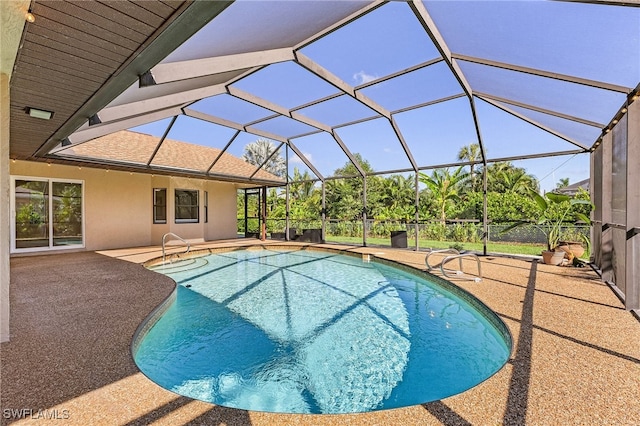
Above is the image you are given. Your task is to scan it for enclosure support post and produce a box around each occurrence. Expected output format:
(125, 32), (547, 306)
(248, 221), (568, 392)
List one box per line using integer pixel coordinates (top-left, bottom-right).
(626, 98), (640, 311)
(483, 166), (488, 256)
(363, 176), (367, 247)
(285, 146), (290, 241)
(322, 181), (326, 243)
(261, 186), (267, 241)
(244, 188), (248, 238)
(415, 172), (420, 252)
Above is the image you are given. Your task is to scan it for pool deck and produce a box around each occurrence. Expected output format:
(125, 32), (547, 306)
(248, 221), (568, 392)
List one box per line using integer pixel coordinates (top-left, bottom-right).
(2, 239), (639, 425)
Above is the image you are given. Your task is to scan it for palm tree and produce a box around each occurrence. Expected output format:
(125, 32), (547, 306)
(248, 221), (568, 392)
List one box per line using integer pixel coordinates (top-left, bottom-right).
(242, 138), (286, 178)
(556, 178), (570, 189)
(376, 174), (415, 219)
(457, 143), (482, 189)
(419, 167), (469, 221)
(485, 161), (538, 194)
(290, 167), (315, 202)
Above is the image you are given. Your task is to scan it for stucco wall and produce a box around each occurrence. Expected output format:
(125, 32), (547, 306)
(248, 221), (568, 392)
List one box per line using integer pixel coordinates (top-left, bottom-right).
(1, 73), (11, 341)
(10, 161), (240, 252)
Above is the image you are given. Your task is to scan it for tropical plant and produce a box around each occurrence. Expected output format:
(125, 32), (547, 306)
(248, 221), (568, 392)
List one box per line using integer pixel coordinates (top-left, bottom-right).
(556, 178), (570, 189)
(374, 174), (415, 221)
(457, 143), (483, 189)
(502, 189), (592, 251)
(484, 161), (539, 194)
(418, 167), (469, 221)
(242, 138), (286, 178)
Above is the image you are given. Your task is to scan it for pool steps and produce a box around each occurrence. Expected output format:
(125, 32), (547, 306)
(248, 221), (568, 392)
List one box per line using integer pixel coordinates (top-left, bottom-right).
(162, 232), (191, 264)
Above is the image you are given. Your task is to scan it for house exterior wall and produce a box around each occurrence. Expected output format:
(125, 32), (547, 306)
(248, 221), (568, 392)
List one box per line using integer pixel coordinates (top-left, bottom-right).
(10, 161), (239, 253)
(1, 73), (10, 342)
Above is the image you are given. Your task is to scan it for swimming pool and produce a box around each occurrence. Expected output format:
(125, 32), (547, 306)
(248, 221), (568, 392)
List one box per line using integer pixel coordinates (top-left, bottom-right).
(134, 248), (511, 414)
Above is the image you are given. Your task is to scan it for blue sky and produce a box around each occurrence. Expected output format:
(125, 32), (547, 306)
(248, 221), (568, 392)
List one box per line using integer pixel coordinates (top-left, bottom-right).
(130, 0), (639, 193)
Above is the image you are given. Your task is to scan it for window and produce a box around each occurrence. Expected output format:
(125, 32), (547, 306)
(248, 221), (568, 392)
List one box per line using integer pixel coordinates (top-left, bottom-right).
(153, 188), (167, 224)
(11, 177), (84, 252)
(204, 191), (209, 223)
(175, 189), (199, 223)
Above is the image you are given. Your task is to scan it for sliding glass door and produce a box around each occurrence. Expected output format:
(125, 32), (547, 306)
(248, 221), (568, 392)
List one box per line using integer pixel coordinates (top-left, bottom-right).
(12, 177), (84, 252)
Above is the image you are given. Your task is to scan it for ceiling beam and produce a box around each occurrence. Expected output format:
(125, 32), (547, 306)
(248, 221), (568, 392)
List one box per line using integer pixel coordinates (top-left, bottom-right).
(206, 130), (241, 173)
(391, 93), (466, 115)
(331, 131), (365, 177)
(486, 149), (586, 164)
(55, 106), (184, 152)
(550, 0), (640, 7)
(85, 83), (228, 125)
(478, 95), (589, 150)
(453, 54), (632, 93)
(147, 115), (177, 166)
(228, 86), (333, 133)
(293, 0), (387, 50)
(148, 48), (295, 85)
(408, 0), (488, 165)
(295, 51), (390, 118)
(390, 116), (418, 172)
(250, 142), (286, 179)
(183, 107), (288, 143)
(354, 58), (444, 90)
(287, 140), (325, 181)
(474, 92), (605, 128)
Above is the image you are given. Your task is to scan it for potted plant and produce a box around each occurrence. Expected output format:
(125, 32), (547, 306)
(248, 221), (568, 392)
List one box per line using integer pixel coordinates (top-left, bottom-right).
(503, 190), (593, 265)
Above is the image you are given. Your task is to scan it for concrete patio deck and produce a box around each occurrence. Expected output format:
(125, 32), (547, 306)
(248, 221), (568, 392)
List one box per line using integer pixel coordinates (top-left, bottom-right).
(2, 239), (639, 425)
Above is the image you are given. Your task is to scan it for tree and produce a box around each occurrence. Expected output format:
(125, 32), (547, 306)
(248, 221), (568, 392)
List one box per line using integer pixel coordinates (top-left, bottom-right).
(325, 154), (373, 220)
(418, 166), (469, 221)
(457, 143), (483, 189)
(290, 168), (315, 202)
(374, 174), (415, 220)
(332, 153), (374, 176)
(556, 178), (570, 189)
(289, 168), (320, 219)
(242, 138), (286, 178)
(484, 162), (538, 194)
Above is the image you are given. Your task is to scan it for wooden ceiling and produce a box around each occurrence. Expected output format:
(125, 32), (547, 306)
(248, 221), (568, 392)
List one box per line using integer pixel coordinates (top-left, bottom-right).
(9, 0), (231, 163)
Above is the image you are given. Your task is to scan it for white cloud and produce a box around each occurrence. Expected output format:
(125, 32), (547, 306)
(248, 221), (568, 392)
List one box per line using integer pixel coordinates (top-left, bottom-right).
(291, 153), (313, 164)
(353, 70), (377, 85)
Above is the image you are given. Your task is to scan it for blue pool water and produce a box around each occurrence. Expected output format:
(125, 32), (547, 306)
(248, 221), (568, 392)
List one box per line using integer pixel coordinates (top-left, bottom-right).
(134, 249), (511, 414)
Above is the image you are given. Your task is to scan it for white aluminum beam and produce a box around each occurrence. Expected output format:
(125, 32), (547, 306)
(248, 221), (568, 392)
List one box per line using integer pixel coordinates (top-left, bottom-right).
(93, 83), (228, 124)
(295, 51), (390, 118)
(183, 107), (289, 143)
(391, 93), (466, 115)
(354, 58), (444, 90)
(475, 92), (605, 128)
(331, 131), (365, 177)
(149, 48), (295, 85)
(287, 140), (325, 181)
(228, 86), (333, 133)
(409, 0), (473, 97)
(478, 95), (590, 150)
(390, 116), (418, 171)
(294, 0), (386, 50)
(409, 0), (488, 164)
(453, 54), (632, 94)
(206, 130), (240, 173)
(250, 142), (286, 179)
(56, 106), (185, 152)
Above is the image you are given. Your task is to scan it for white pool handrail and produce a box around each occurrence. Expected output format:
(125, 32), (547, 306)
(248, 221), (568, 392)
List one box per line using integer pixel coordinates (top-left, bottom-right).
(441, 253), (482, 282)
(162, 232), (190, 264)
(425, 248), (461, 271)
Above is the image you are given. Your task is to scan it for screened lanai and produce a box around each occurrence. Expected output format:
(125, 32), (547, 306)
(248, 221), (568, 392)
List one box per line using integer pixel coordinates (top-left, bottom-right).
(7, 0), (640, 313)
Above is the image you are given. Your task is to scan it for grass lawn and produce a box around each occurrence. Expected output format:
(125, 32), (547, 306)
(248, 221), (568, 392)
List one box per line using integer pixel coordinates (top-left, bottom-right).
(324, 235), (566, 257)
